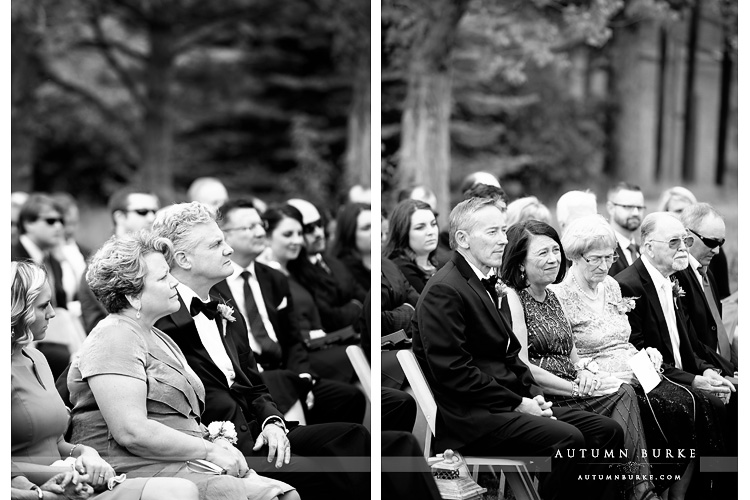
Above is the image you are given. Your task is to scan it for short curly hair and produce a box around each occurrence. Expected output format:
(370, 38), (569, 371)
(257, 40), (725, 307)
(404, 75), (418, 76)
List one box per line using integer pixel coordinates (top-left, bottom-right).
(560, 214), (616, 261)
(86, 231), (174, 314)
(11, 260), (49, 349)
(152, 202), (215, 254)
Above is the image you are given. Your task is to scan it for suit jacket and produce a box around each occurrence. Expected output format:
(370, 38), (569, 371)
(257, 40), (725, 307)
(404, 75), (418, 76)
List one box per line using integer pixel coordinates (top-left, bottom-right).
(211, 264), (312, 375)
(156, 296), (285, 452)
(391, 255), (431, 294)
(300, 254), (364, 332)
(381, 258), (419, 337)
(674, 267), (736, 374)
(607, 244), (629, 277)
(412, 251), (543, 450)
(11, 241), (67, 308)
(614, 258), (715, 386)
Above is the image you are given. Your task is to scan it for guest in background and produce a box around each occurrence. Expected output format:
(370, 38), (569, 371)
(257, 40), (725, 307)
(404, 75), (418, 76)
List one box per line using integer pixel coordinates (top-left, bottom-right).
(505, 196), (552, 227)
(12, 260), (200, 500)
(606, 182), (646, 277)
(11, 191), (29, 247)
(330, 202), (372, 294)
(555, 189), (597, 234)
(383, 199), (439, 294)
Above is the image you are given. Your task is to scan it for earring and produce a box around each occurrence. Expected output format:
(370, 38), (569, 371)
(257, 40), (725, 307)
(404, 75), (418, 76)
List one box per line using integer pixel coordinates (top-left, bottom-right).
(136, 304), (141, 320)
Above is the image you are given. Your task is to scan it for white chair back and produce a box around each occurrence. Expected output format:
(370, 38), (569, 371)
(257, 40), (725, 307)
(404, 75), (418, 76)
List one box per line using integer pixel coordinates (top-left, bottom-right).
(396, 349), (438, 457)
(345, 345), (371, 401)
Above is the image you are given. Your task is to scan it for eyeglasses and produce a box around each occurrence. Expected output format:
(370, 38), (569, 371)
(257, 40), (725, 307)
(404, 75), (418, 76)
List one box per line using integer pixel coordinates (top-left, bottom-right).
(688, 228), (725, 249)
(128, 209), (157, 217)
(36, 217), (64, 226)
(648, 236), (694, 249)
(303, 220), (324, 235)
(581, 253), (619, 266)
(223, 221), (267, 232)
(611, 203), (646, 211)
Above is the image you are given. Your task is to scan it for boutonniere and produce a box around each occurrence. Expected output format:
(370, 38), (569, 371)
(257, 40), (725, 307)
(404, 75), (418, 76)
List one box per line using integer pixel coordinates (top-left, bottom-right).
(670, 277), (685, 308)
(611, 296), (638, 314)
(495, 280), (511, 299)
(207, 421), (238, 445)
(216, 303), (236, 323)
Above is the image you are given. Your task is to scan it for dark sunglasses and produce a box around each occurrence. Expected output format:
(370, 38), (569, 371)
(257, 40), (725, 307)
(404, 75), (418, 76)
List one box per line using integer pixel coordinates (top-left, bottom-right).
(303, 220), (324, 234)
(37, 217), (64, 226)
(128, 209), (157, 217)
(689, 228), (725, 249)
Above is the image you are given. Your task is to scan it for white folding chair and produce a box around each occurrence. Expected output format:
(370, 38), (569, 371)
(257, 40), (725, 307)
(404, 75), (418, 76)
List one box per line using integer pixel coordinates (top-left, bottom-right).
(346, 345), (371, 401)
(396, 349), (541, 500)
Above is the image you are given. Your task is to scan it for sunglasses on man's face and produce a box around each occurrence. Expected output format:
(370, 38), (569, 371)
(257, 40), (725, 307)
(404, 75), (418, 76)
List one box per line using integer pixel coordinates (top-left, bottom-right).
(649, 235), (694, 249)
(36, 217), (64, 226)
(128, 209), (157, 217)
(689, 228), (725, 249)
(303, 220), (324, 235)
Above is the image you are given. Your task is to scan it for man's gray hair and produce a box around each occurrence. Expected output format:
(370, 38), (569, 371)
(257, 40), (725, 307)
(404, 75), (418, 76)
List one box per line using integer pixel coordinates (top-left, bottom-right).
(152, 202), (215, 253)
(640, 212), (681, 242)
(556, 190), (597, 229)
(678, 202), (722, 231)
(449, 197), (498, 250)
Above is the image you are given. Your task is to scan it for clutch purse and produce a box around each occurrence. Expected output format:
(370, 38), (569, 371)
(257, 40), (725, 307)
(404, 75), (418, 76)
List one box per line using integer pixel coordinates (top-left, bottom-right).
(186, 459), (227, 475)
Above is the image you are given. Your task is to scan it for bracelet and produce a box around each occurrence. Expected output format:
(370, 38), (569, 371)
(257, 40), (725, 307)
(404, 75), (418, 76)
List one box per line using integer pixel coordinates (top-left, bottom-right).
(30, 485), (44, 499)
(69, 444), (81, 457)
(570, 381), (580, 398)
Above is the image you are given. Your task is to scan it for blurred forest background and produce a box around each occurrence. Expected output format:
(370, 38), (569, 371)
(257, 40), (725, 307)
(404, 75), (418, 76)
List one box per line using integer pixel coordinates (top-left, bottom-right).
(11, 0), (370, 211)
(381, 0), (738, 292)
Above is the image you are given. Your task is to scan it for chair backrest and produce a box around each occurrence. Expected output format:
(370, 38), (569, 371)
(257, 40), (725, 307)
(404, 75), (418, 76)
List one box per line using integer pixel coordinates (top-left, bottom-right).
(396, 349), (438, 457)
(345, 345), (371, 401)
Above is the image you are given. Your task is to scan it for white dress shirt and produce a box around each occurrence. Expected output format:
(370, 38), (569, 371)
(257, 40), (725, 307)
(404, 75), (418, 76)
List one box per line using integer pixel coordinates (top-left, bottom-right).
(176, 282), (236, 386)
(226, 262), (279, 357)
(642, 258), (683, 369)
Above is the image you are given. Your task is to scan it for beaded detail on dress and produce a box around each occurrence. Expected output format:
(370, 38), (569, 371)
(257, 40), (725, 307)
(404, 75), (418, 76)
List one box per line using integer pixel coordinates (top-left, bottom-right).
(551, 276), (639, 382)
(518, 288), (577, 381)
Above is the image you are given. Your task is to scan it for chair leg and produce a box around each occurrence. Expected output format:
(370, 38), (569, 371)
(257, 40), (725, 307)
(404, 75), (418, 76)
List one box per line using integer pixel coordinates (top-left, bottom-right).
(502, 464), (541, 500)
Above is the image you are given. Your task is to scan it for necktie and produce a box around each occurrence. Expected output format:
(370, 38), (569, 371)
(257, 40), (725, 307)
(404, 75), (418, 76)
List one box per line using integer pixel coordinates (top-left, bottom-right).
(190, 297), (220, 320)
(240, 271), (282, 365)
(627, 242), (639, 264)
(698, 267), (732, 362)
(314, 255), (331, 274)
(43, 253), (67, 308)
(661, 281), (682, 369)
(481, 276), (499, 308)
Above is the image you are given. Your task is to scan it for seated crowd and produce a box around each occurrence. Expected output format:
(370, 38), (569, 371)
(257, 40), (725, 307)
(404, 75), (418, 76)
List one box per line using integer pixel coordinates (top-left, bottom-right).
(11, 178), (372, 500)
(381, 175), (737, 500)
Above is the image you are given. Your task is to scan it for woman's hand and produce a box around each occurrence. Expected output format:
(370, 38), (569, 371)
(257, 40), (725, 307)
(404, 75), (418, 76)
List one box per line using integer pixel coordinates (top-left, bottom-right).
(575, 370), (599, 396)
(206, 440), (250, 478)
(591, 376), (623, 396)
(645, 347), (663, 371)
(75, 446), (115, 491)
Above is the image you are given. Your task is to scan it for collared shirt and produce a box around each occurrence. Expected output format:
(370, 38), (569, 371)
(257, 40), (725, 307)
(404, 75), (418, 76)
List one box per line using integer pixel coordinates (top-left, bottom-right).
(642, 257), (682, 369)
(226, 261), (279, 356)
(687, 254), (705, 293)
(614, 230), (637, 266)
(176, 282), (236, 386)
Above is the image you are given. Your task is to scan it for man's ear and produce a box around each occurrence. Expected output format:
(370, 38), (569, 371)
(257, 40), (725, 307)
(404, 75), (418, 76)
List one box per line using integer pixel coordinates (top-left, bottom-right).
(605, 201), (615, 217)
(173, 250), (192, 270)
(454, 229), (470, 249)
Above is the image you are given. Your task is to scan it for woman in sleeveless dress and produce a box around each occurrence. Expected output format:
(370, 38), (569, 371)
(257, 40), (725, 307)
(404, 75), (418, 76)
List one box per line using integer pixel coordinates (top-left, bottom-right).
(501, 220), (661, 500)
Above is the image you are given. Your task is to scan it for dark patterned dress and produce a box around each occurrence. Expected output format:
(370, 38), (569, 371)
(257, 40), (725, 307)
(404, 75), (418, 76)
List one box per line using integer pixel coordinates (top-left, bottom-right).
(552, 277), (725, 493)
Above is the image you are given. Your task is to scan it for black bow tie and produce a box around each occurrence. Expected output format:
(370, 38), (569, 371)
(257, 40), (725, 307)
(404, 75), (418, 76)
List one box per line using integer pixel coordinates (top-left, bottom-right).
(481, 275), (499, 294)
(190, 297), (220, 320)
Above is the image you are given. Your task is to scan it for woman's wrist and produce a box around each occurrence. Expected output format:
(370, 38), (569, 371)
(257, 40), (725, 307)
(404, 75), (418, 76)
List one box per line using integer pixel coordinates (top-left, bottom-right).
(570, 381), (580, 398)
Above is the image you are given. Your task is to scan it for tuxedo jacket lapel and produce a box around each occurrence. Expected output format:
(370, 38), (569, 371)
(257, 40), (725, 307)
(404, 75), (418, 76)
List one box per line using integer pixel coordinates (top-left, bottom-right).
(634, 260), (676, 360)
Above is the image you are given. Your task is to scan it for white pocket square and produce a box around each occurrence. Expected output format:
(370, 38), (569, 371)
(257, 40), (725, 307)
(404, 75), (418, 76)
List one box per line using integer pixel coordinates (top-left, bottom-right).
(278, 297), (288, 310)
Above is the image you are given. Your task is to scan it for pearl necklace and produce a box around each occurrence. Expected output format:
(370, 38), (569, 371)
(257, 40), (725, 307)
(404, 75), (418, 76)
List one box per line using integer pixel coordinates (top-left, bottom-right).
(572, 274), (600, 301)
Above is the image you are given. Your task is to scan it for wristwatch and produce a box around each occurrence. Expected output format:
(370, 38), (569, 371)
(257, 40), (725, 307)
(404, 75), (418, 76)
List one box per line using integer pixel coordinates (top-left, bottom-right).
(30, 485), (44, 499)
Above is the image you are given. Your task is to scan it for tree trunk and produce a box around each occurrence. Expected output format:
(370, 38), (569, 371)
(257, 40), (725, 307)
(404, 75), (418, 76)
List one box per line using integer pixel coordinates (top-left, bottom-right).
(344, 61), (371, 191)
(399, 0), (468, 228)
(140, 27), (175, 202)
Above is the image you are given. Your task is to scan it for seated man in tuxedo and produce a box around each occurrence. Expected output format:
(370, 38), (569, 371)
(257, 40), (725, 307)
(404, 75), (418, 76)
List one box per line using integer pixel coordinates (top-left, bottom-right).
(413, 197), (624, 500)
(152, 202), (370, 500)
(213, 199), (365, 426)
(676, 203), (737, 374)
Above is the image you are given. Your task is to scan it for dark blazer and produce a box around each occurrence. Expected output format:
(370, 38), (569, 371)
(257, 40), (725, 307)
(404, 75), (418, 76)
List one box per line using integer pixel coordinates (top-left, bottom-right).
(298, 254), (364, 332)
(390, 255), (431, 294)
(381, 258), (420, 337)
(607, 243), (629, 277)
(156, 295), (286, 452)
(11, 241), (67, 308)
(674, 266), (736, 374)
(614, 258), (715, 386)
(412, 251), (543, 450)
(211, 265), (311, 375)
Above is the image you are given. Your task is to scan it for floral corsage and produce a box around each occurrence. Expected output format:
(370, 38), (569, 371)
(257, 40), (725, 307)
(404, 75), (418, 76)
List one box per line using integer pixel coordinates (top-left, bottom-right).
(611, 296), (638, 314)
(670, 277), (686, 309)
(574, 358), (600, 374)
(207, 421), (238, 445)
(217, 304), (236, 322)
(495, 280), (511, 299)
